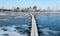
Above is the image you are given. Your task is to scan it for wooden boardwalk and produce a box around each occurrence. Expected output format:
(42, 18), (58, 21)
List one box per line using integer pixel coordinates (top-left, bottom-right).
(29, 13), (38, 36)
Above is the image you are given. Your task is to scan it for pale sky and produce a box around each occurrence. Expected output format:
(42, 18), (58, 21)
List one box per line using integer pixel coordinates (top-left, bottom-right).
(0, 0), (60, 10)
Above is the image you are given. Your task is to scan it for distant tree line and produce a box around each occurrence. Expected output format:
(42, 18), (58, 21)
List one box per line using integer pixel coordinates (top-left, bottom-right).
(0, 6), (60, 12)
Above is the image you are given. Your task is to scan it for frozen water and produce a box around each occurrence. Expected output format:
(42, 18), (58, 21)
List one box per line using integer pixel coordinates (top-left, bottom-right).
(39, 28), (60, 36)
(0, 13), (60, 36)
(0, 25), (28, 36)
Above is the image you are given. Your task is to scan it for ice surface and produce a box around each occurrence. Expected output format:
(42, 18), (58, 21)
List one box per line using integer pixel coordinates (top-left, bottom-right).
(0, 13), (8, 16)
(40, 28), (59, 36)
(0, 25), (28, 36)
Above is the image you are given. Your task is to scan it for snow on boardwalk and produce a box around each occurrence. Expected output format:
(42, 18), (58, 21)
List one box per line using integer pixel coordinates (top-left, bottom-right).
(29, 13), (38, 36)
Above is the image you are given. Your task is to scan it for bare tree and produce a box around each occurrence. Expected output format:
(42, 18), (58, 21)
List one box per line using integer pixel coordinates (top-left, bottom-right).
(15, 7), (20, 12)
(33, 6), (37, 11)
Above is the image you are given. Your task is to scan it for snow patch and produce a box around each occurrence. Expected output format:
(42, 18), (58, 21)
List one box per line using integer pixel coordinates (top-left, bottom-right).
(0, 13), (8, 15)
(40, 28), (59, 36)
(0, 25), (28, 36)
